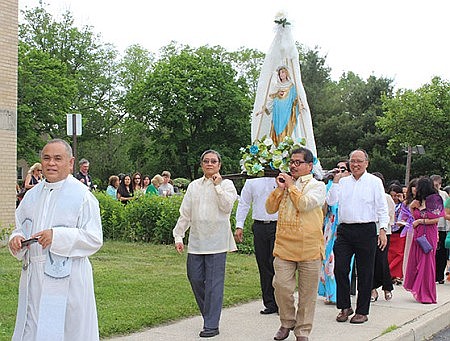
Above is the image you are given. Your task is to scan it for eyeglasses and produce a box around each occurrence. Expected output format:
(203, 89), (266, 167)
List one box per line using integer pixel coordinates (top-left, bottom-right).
(202, 159), (219, 165)
(134, 177), (141, 180)
(289, 160), (309, 167)
(349, 159), (366, 164)
(37, 169), (42, 172)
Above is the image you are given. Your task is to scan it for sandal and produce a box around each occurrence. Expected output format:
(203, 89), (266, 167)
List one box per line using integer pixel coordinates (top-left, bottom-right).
(392, 277), (402, 285)
(384, 290), (393, 301)
(370, 289), (378, 302)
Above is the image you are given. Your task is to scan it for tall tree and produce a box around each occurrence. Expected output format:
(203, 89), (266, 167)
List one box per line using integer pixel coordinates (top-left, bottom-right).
(125, 43), (252, 179)
(19, 5), (121, 151)
(117, 44), (154, 92)
(378, 77), (450, 180)
(18, 5), (127, 184)
(17, 43), (77, 162)
(227, 47), (265, 99)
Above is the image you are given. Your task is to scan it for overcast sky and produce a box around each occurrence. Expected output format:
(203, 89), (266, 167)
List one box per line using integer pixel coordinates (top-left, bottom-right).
(19, 0), (449, 90)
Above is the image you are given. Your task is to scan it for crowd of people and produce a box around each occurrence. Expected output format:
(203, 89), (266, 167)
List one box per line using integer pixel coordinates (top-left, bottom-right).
(8, 142), (450, 341)
(17, 155), (179, 206)
(106, 170), (177, 204)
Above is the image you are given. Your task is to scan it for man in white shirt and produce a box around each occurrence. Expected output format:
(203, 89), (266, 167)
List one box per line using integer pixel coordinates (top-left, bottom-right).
(327, 149), (388, 324)
(235, 177), (278, 314)
(9, 139), (103, 341)
(173, 150), (237, 338)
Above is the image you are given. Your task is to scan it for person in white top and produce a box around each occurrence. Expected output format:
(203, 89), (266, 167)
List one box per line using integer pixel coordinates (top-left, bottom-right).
(8, 139), (103, 341)
(235, 177), (278, 314)
(327, 149), (388, 324)
(158, 170), (175, 196)
(173, 150), (237, 338)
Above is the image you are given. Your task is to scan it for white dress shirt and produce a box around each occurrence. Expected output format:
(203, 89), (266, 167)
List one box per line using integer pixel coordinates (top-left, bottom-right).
(173, 176), (237, 254)
(235, 177), (278, 228)
(327, 171), (389, 229)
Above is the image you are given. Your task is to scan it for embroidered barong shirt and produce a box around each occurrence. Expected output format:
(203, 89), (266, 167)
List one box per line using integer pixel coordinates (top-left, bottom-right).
(266, 174), (326, 262)
(173, 177), (237, 254)
(9, 175), (103, 341)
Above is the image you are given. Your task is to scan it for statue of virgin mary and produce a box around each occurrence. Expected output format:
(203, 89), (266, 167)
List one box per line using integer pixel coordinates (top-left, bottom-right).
(251, 12), (322, 175)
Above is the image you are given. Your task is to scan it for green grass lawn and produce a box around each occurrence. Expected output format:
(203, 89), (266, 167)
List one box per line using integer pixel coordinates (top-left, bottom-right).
(0, 241), (260, 340)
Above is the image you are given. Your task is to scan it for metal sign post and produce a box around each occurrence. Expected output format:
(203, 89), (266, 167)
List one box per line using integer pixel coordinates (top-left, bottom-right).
(66, 114), (82, 174)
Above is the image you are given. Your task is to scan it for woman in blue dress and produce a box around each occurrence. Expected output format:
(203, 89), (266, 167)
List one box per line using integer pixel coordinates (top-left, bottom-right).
(318, 161), (351, 304)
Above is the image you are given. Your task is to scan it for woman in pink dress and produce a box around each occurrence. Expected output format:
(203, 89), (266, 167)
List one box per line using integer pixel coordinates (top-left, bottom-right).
(403, 177), (445, 304)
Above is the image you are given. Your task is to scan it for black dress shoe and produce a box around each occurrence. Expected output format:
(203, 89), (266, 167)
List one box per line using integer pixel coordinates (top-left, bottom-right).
(199, 329), (219, 338)
(260, 307), (278, 314)
(336, 307), (354, 322)
(349, 314), (368, 324)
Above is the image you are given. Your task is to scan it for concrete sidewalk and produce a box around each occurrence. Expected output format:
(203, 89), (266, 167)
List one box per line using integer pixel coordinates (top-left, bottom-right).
(106, 283), (450, 341)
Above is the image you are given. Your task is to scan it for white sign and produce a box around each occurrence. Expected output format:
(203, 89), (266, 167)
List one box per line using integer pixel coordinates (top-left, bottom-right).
(66, 114), (82, 136)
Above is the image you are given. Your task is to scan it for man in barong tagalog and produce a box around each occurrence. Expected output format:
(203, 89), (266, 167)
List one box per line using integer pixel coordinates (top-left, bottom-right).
(8, 139), (103, 341)
(252, 12), (322, 176)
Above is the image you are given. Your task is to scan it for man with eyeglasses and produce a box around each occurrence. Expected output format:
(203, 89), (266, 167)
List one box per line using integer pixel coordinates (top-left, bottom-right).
(327, 149), (388, 325)
(173, 150), (237, 338)
(266, 147), (326, 341)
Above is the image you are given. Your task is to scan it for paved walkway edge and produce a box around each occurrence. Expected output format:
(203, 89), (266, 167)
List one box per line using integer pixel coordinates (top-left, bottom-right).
(373, 301), (450, 341)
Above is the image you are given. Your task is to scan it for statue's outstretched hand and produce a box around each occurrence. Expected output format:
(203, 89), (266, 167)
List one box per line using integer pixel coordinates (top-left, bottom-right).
(256, 106), (269, 116)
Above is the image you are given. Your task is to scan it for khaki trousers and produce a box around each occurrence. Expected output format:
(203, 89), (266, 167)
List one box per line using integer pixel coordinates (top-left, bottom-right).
(273, 257), (321, 337)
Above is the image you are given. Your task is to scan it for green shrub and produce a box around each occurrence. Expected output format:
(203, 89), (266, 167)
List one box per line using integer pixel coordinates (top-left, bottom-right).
(172, 178), (190, 191)
(94, 191), (256, 253)
(95, 192), (127, 240)
(154, 195), (184, 244)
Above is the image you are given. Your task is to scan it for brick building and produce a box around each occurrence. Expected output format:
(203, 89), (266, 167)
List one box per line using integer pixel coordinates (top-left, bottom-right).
(0, 0), (18, 230)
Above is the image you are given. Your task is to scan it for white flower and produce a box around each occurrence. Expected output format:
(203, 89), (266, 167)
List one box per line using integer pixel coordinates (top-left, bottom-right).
(272, 154), (282, 161)
(263, 136), (273, 146)
(274, 11), (287, 21)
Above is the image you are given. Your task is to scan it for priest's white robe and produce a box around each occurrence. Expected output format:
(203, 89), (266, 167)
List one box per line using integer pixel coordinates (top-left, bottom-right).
(9, 175), (103, 341)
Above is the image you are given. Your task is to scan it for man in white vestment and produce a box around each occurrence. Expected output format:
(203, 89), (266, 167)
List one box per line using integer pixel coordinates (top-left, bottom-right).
(9, 139), (103, 341)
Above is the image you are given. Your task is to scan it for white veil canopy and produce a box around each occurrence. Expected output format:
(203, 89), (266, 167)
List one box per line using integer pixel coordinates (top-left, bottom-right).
(251, 13), (323, 177)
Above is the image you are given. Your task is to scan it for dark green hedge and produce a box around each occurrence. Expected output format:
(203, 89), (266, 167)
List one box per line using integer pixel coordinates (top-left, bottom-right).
(94, 192), (255, 253)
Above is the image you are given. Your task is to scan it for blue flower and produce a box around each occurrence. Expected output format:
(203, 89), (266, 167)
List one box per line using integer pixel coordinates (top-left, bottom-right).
(249, 145), (259, 155)
(252, 164), (264, 173)
(313, 156), (318, 165)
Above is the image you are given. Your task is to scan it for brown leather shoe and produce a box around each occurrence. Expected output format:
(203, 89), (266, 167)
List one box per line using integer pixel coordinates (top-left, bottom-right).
(274, 326), (292, 340)
(350, 313), (368, 324)
(296, 336), (309, 341)
(336, 308), (354, 322)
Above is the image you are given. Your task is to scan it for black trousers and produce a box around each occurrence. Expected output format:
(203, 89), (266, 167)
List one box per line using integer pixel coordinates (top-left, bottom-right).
(334, 223), (377, 315)
(372, 235), (393, 291)
(436, 231), (448, 282)
(252, 220), (278, 310)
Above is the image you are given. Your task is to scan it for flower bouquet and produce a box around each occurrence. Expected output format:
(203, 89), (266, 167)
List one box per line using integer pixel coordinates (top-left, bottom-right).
(239, 135), (306, 177)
